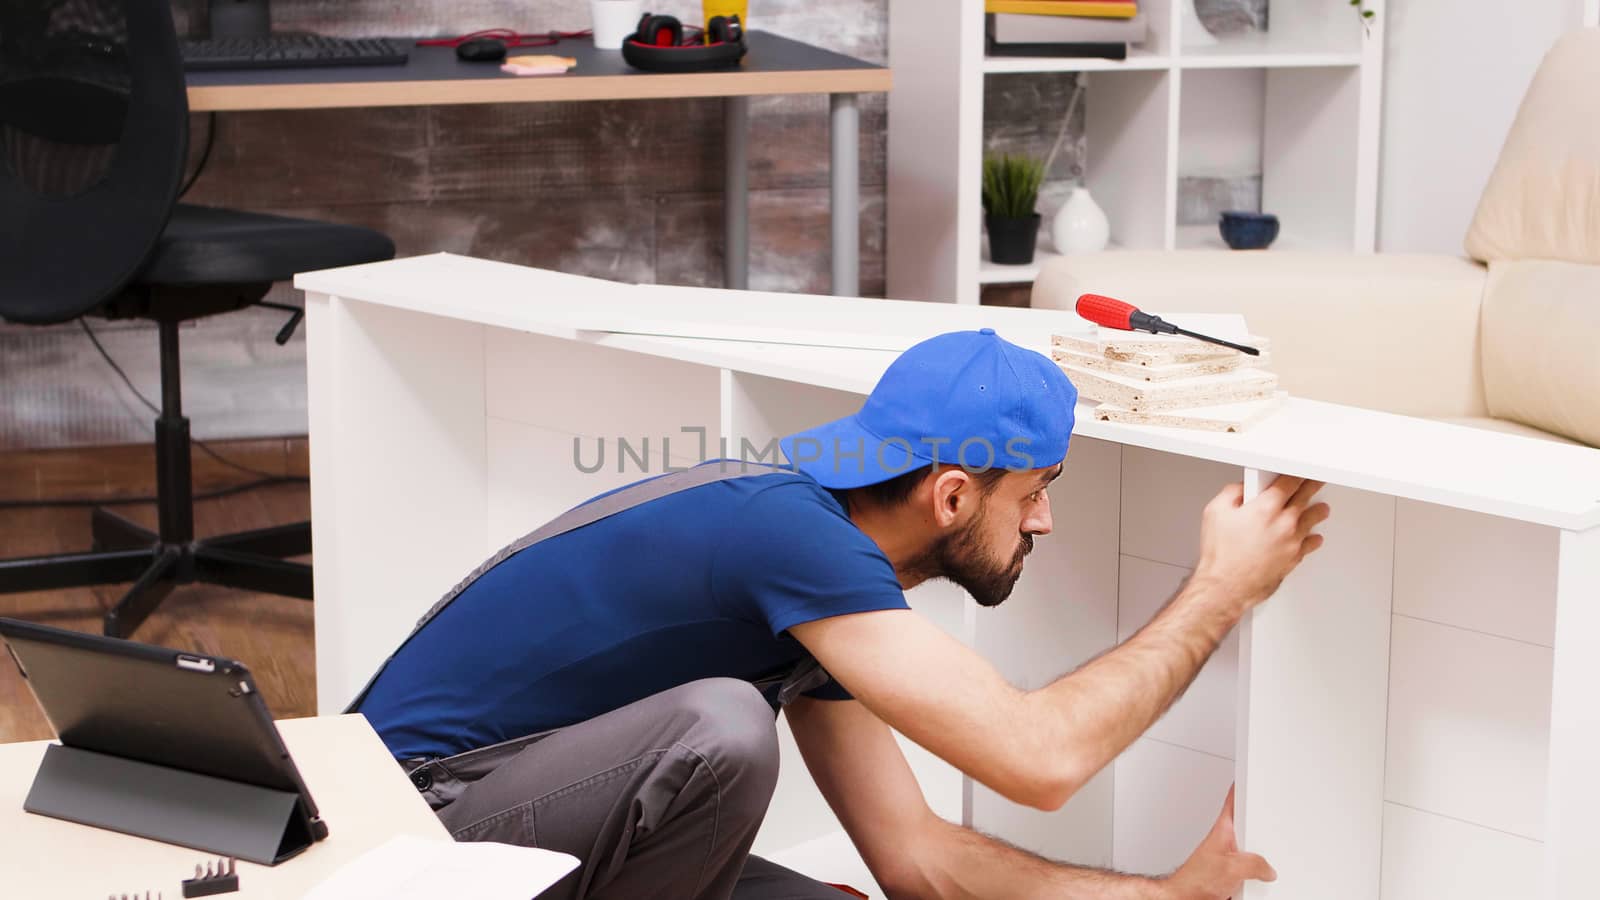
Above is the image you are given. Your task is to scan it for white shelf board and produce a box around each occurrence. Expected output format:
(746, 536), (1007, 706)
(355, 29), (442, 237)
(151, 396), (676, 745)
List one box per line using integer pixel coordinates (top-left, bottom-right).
(1174, 223), (1339, 252)
(979, 248), (1055, 284)
(983, 50), (1172, 74)
(1178, 33), (1362, 69)
(978, 240), (1128, 285)
(297, 254), (1600, 532)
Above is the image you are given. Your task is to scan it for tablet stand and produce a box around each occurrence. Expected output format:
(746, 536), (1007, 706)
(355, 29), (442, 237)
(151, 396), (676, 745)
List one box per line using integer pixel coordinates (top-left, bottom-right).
(24, 743), (309, 865)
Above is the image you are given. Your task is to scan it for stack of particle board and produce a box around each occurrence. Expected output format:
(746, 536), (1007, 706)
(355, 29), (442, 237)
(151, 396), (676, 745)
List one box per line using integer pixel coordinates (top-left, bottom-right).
(1051, 327), (1287, 432)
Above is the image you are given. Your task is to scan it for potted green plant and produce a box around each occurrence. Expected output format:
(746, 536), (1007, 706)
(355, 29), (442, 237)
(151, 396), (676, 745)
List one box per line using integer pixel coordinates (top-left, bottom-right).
(982, 153), (1046, 265)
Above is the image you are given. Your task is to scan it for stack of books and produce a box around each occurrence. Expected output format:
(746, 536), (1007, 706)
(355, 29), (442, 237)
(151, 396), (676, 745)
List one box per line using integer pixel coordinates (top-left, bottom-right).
(1051, 321), (1287, 432)
(985, 0), (1146, 60)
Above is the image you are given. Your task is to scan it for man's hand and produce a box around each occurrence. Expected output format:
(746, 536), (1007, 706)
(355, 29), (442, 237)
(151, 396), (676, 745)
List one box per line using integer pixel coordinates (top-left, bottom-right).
(1195, 475), (1330, 613)
(1164, 786), (1275, 900)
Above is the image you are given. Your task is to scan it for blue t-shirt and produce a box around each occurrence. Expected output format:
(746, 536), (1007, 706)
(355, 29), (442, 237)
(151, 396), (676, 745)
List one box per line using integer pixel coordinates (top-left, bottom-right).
(359, 470), (909, 760)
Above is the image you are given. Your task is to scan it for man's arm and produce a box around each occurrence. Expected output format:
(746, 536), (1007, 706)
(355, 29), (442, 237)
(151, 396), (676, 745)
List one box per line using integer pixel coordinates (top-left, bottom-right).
(786, 696), (1272, 899)
(788, 476), (1327, 810)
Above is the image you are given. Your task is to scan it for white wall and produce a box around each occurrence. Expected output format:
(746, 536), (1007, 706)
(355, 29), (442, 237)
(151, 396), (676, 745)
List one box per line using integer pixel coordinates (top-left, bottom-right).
(1377, 0), (1592, 254)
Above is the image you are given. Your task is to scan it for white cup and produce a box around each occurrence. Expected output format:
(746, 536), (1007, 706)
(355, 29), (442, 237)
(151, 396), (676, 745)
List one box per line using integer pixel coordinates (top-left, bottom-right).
(590, 0), (645, 50)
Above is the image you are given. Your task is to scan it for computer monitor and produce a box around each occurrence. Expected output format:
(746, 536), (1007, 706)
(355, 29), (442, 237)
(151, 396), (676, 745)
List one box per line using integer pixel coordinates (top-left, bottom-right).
(210, 0), (271, 38)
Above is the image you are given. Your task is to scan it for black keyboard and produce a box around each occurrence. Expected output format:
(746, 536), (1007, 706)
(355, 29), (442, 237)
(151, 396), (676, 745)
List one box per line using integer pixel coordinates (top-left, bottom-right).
(181, 35), (410, 71)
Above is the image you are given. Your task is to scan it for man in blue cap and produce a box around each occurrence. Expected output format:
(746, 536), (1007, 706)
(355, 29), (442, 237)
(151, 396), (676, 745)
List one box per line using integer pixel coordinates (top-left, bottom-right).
(356, 329), (1329, 900)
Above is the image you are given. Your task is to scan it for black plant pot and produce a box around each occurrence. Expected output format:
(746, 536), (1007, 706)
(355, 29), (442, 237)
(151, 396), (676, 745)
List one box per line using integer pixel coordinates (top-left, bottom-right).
(986, 213), (1041, 265)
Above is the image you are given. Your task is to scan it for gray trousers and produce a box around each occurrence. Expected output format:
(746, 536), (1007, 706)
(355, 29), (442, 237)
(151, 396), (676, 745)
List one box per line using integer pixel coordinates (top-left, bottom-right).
(403, 679), (855, 900)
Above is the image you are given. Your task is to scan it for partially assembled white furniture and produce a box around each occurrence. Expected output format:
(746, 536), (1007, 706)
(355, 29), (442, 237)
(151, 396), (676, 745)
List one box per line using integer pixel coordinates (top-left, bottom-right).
(298, 254), (1600, 900)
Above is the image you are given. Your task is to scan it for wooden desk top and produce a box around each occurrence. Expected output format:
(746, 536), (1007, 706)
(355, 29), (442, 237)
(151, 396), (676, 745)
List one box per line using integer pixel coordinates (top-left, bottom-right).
(0, 714), (447, 899)
(187, 31), (891, 112)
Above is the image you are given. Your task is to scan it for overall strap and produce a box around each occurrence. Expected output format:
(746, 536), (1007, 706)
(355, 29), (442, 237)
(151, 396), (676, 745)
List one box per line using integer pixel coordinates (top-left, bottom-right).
(344, 462), (791, 713)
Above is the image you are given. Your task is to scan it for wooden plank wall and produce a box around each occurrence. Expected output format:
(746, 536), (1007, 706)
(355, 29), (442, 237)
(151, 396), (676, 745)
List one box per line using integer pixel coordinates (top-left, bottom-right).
(1, 0), (1266, 450)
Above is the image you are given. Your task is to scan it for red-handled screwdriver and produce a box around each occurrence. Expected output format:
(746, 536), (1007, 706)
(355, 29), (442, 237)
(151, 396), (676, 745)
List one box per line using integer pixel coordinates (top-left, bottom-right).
(1075, 293), (1261, 356)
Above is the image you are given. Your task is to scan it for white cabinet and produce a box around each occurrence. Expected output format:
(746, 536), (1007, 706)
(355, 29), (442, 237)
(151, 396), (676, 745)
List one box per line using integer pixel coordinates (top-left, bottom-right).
(887, 0), (1385, 303)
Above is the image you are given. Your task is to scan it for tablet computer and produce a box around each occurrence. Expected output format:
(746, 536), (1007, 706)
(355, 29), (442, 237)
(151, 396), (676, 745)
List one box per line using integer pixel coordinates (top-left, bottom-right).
(0, 617), (329, 864)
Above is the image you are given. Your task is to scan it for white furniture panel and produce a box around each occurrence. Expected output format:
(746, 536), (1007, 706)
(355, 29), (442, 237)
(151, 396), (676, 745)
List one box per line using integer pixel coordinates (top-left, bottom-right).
(1119, 447), (1239, 568)
(1112, 737), (1233, 877)
(720, 369), (862, 460)
(1380, 802), (1543, 900)
(305, 297), (490, 713)
(978, 436), (1123, 692)
(901, 579), (976, 826)
(1393, 500), (1558, 647)
(1119, 556), (1237, 760)
(971, 769), (1116, 870)
(970, 435), (1123, 867)
(486, 325), (721, 440)
(1385, 615), (1552, 840)
(1236, 478), (1394, 900)
(1545, 526), (1600, 900)
(484, 418), (680, 552)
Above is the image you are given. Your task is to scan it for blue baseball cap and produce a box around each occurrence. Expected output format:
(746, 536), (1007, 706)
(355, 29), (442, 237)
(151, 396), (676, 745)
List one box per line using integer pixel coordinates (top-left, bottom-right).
(780, 328), (1078, 489)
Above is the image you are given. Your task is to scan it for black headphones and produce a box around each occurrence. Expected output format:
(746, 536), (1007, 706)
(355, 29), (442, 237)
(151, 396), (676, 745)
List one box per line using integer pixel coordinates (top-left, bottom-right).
(621, 13), (746, 72)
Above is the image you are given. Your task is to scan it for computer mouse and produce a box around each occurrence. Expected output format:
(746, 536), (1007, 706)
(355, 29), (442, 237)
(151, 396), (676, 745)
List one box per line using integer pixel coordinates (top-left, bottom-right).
(456, 37), (507, 62)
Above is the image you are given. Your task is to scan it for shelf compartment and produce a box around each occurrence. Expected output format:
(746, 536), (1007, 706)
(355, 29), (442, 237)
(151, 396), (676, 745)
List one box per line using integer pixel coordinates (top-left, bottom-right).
(1178, 32), (1363, 69)
(983, 50), (1174, 75)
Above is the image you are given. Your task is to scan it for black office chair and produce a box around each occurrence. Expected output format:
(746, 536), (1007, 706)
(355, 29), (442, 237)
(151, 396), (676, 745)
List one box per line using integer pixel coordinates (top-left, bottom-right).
(0, 0), (395, 637)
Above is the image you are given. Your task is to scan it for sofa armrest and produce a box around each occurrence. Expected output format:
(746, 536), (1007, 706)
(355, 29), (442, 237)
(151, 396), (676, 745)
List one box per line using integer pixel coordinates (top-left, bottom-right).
(1032, 251), (1491, 419)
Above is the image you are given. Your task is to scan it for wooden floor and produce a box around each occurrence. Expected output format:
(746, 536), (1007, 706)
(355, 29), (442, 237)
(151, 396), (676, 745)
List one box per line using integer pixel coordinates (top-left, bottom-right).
(0, 439), (315, 744)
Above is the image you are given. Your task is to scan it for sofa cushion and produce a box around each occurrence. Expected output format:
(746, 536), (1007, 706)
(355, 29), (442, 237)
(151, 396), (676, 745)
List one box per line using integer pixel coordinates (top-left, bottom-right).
(1465, 30), (1600, 266)
(1031, 251), (1489, 419)
(1479, 260), (1600, 448)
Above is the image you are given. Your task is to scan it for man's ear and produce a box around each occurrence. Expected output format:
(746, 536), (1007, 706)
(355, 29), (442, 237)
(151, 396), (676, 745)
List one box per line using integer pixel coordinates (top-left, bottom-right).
(928, 467), (975, 528)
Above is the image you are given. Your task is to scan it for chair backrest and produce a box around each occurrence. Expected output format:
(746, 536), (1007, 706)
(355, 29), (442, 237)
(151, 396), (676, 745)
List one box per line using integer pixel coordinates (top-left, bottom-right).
(0, 0), (188, 324)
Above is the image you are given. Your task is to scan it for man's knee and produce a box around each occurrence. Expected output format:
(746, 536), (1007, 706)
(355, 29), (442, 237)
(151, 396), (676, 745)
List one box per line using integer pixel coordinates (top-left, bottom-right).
(669, 678), (781, 798)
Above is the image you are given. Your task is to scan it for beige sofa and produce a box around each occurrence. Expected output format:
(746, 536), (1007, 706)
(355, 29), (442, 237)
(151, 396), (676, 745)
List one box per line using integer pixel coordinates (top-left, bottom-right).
(1032, 30), (1600, 449)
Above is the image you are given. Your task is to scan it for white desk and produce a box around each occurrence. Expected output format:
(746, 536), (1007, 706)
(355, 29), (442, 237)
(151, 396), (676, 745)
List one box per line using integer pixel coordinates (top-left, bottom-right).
(0, 714), (447, 899)
(296, 254), (1600, 900)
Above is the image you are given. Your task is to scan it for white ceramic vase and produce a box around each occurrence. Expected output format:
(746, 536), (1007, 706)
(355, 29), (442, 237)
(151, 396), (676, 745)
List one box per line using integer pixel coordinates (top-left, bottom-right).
(1051, 186), (1111, 255)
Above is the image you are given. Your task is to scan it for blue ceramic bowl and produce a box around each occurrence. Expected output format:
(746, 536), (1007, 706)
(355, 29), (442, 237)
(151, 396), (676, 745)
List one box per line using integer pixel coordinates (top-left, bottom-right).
(1219, 211), (1280, 250)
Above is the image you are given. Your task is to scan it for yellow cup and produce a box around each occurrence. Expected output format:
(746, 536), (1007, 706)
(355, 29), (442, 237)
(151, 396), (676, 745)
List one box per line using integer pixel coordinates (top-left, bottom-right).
(702, 0), (748, 39)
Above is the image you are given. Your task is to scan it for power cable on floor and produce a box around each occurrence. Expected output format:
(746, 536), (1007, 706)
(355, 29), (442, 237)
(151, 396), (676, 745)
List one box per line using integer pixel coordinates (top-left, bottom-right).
(0, 322), (311, 513)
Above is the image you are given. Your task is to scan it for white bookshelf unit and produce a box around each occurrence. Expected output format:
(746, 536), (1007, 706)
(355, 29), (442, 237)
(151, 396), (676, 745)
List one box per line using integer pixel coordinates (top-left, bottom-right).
(887, 0), (1386, 304)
